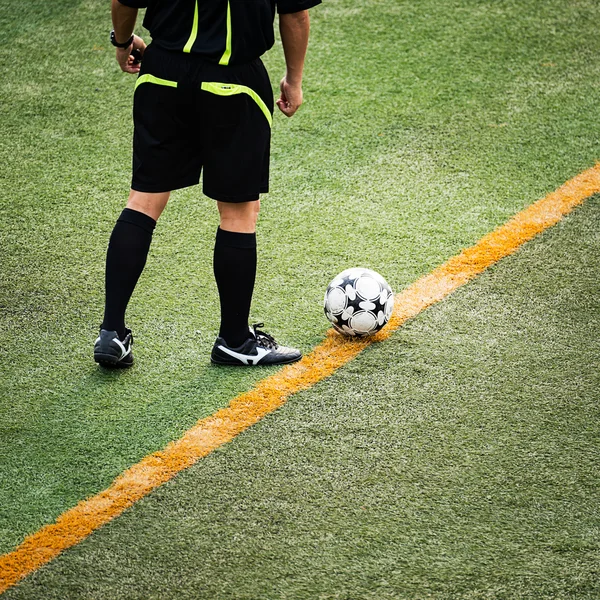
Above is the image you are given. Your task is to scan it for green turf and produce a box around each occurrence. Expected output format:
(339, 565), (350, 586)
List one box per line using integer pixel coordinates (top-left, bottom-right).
(5, 196), (599, 599)
(1, 0), (600, 564)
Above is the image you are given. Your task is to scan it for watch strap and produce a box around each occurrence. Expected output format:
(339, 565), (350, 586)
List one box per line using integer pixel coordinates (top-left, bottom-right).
(110, 30), (134, 48)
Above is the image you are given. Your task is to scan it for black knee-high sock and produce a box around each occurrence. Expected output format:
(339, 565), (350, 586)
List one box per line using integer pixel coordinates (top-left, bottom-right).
(101, 208), (156, 339)
(213, 227), (257, 348)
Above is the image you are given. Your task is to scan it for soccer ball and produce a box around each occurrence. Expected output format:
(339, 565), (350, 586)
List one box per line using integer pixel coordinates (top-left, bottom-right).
(323, 268), (394, 336)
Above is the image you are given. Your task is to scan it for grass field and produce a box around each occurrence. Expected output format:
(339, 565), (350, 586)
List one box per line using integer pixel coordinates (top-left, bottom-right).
(1, 0), (599, 597)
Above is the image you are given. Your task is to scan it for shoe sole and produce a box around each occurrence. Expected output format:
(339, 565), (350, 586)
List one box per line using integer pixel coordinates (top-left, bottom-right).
(94, 353), (133, 368)
(210, 355), (302, 367)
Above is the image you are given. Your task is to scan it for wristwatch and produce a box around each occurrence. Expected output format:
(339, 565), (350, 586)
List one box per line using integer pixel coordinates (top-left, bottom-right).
(110, 29), (134, 48)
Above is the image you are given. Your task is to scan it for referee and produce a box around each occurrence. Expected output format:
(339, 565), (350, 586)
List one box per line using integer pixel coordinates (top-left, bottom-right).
(94, 0), (320, 367)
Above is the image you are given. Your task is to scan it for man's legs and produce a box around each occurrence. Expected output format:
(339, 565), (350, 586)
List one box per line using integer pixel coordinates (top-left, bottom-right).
(213, 200), (260, 348)
(96, 191), (169, 367)
(97, 189), (301, 368)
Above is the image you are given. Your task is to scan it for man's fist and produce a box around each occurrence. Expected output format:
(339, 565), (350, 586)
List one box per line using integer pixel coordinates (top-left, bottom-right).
(276, 76), (303, 117)
(116, 34), (146, 74)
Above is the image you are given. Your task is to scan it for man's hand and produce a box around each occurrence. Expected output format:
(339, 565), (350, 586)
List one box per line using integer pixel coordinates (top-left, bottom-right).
(116, 34), (146, 74)
(277, 76), (303, 117)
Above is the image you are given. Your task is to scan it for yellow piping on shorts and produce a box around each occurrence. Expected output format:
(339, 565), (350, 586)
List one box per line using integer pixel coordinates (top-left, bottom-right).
(135, 74), (178, 91)
(201, 81), (272, 127)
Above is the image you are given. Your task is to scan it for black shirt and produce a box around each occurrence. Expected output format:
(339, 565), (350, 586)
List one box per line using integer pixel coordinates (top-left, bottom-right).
(118, 0), (321, 65)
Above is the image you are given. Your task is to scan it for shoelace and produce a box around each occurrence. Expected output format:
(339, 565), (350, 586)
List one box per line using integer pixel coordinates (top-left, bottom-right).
(252, 323), (279, 349)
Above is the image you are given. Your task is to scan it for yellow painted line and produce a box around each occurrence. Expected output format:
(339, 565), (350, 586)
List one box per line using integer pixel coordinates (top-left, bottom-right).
(1, 164), (600, 594)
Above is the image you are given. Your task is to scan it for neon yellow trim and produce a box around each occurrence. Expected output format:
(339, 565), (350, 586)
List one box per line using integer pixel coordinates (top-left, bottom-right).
(201, 82), (272, 127)
(183, 0), (199, 54)
(135, 74), (178, 91)
(218, 1), (232, 65)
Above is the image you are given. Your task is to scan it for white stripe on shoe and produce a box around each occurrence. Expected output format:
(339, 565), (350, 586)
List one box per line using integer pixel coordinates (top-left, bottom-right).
(217, 345), (271, 365)
(113, 337), (131, 361)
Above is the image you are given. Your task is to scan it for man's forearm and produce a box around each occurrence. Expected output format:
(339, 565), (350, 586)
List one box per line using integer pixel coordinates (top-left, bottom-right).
(279, 11), (310, 85)
(111, 0), (138, 44)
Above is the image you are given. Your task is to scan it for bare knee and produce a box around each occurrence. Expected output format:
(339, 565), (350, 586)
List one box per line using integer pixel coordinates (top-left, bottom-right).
(126, 190), (171, 222)
(218, 200), (260, 233)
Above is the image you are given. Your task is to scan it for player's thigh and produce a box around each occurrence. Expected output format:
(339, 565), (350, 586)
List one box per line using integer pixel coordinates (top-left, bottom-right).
(132, 83), (202, 193)
(202, 92), (271, 201)
(199, 62), (273, 203)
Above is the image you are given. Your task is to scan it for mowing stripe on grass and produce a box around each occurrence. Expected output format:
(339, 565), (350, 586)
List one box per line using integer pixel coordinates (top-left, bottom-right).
(1, 164), (599, 594)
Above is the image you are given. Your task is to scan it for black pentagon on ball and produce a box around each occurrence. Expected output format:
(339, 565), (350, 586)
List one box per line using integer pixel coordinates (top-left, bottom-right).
(323, 268), (394, 336)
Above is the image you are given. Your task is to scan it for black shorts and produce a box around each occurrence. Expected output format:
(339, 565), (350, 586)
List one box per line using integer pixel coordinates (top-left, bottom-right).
(131, 45), (273, 202)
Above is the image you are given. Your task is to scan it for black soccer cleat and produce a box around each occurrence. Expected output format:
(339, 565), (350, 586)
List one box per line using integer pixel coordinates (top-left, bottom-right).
(94, 328), (134, 368)
(211, 323), (302, 366)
